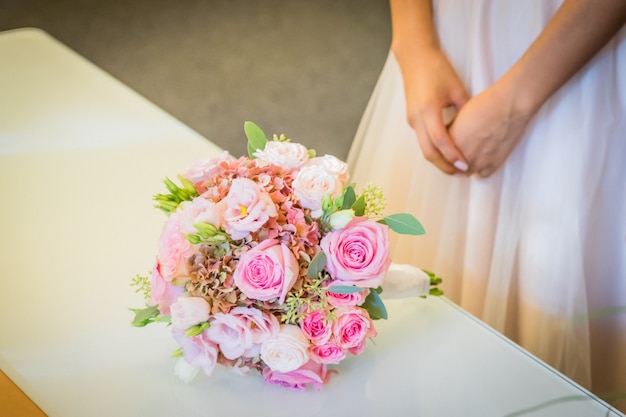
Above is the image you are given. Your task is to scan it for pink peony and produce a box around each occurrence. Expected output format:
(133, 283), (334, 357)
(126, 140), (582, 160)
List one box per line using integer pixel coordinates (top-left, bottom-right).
(299, 310), (332, 345)
(150, 261), (184, 315)
(260, 324), (310, 373)
(156, 212), (193, 282)
(309, 342), (346, 364)
(172, 328), (219, 376)
(232, 307), (280, 357)
(206, 312), (252, 360)
(233, 239), (299, 304)
(181, 151), (234, 185)
(332, 307), (377, 351)
(206, 307), (279, 359)
(262, 360), (330, 391)
(320, 217), (391, 288)
(170, 296), (211, 330)
(218, 177), (277, 240)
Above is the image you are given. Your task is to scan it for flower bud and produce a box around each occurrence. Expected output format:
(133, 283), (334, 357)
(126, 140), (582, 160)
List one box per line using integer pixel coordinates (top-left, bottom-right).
(329, 209), (355, 230)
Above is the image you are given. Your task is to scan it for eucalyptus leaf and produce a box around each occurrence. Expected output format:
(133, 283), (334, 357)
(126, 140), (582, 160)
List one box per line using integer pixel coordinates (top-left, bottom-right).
(307, 251), (327, 278)
(327, 285), (364, 294)
(362, 289), (388, 320)
(130, 305), (160, 327)
(383, 213), (425, 235)
(244, 121), (268, 158)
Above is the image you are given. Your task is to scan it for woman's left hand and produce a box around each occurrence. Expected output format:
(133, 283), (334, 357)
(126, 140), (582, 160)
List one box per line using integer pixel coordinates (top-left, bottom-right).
(449, 83), (534, 178)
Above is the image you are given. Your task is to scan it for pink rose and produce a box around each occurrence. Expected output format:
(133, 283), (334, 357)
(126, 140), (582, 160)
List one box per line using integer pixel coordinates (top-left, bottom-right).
(332, 307), (377, 352)
(157, 212), (193, 281)
(299, 310), (332, 345)
(292, 164), (343, 218)
(233, 239), (299, 304)
(262, 360), (329, 391)
(326, 283), (368, 307)
(261, 324), (310, 373)
(253, 141), (309, 170)
(218, 177), (277, 240)
(150, 261), (184, 315)
(170, 296), (211, 330)
(178, 197), (220, 235)
(309, 342), (346, 364)
(206, 307), (279, 359)
(320, 217), (391, 288)
(172, 328), (219, 376)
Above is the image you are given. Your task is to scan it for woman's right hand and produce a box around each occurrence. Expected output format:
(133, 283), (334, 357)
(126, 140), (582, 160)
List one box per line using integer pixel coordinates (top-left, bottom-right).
(394, 46), (470, 174)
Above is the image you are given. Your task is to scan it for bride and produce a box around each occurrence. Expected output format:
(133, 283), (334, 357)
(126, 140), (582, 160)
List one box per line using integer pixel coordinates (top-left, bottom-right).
(348, 0), (626, 409)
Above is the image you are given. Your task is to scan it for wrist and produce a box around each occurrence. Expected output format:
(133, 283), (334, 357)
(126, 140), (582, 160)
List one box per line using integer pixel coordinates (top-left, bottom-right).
(495, 68), (544, 122)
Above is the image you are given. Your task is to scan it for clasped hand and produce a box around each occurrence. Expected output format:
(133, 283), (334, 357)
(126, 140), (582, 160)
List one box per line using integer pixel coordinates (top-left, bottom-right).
(403, 50), (532, 178)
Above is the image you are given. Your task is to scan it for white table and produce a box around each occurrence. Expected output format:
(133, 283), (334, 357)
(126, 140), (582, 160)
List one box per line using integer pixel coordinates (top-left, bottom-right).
(0, 28), (622, 417)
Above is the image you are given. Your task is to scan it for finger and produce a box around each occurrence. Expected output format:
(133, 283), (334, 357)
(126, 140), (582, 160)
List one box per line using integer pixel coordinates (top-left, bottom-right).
(422, 108), (469, 173)
(413, 122), (459, 175)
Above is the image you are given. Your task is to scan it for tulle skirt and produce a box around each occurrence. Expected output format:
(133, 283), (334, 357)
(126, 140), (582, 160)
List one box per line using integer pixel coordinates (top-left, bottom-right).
(347, 0), (626, 401)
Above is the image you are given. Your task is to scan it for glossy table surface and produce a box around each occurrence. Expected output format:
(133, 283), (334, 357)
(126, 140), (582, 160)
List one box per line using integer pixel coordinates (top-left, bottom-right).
(0, 28), (623, 417)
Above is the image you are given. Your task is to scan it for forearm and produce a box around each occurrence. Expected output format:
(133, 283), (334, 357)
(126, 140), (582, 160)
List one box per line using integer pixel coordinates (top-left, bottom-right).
(389, 0), (438, 60)
(500, 0), (626, 118)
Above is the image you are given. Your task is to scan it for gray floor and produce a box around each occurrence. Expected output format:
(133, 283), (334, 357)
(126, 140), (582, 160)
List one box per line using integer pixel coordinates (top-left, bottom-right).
(1, 0), (391, 160)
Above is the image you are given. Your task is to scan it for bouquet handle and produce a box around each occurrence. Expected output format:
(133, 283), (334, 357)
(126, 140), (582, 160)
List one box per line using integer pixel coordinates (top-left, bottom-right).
(381, 263), (432, 299)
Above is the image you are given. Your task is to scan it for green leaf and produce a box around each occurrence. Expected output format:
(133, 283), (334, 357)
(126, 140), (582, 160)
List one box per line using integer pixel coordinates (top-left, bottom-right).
(341, 186), (356, 210)
(186, 234), (201, 244)
(429, 288), (444, 296)
(244, 121), (268, 158)
(171, 348), (184, 358)
(163, 177), (179, 194)
(362, 289), (388, 320)
(352, 195), (366, 216)
(178, 175), (198, 196)
(185, 321), (210, 337)
(130, 305), (160, 327)
(307, 251), (327, 278)
(423, 269), (443, 286)
(383, 213), (425, 235)
(327, 285), (365, 294)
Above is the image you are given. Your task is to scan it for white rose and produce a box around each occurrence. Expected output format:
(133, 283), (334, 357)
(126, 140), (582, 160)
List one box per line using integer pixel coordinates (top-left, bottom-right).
(261, 324), (310, 373)
(170, 297), (211, 330)
(292, 164), (343, 218)
(307, 155), (350, 185)
(254, 141), (309, 170)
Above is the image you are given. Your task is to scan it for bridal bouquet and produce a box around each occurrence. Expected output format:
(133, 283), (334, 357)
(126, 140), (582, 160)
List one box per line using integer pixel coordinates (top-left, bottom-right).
(130, 122), (441, 390)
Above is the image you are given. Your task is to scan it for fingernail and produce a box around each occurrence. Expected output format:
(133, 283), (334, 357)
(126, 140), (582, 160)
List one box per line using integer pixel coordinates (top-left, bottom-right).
(454, 160), (468, 171)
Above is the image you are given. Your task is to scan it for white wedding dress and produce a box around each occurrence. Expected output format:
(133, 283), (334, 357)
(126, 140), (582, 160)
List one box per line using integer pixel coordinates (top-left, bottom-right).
(348, 0), (626, 403)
